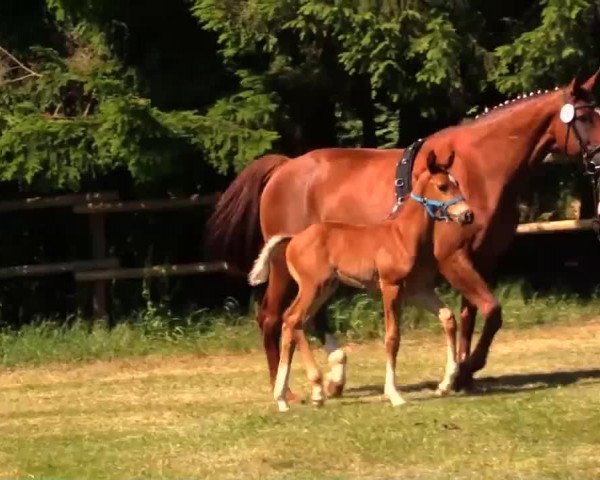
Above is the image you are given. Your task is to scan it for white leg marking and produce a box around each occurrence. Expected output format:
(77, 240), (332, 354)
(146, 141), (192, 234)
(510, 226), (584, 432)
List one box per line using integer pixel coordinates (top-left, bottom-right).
(436, 343), (459, 396)
(311, 383), (325, 405)
(436, 307), (458, 396)
(384, 359), (406, 407)
(323, 333), (347, 396)
(274, 363), (290, 412)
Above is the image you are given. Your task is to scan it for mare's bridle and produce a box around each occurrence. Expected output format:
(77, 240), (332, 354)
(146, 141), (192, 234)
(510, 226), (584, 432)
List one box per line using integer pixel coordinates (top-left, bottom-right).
(560, 98), (600, 240)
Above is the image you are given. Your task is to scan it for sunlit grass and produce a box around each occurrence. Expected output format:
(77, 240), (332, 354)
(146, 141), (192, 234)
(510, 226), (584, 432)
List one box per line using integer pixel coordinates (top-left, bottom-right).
(1, 320), (599, 479)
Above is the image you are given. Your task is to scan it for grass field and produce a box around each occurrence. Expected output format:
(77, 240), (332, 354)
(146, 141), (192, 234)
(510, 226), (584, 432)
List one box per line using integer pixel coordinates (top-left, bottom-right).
(1, 315), (599, 479)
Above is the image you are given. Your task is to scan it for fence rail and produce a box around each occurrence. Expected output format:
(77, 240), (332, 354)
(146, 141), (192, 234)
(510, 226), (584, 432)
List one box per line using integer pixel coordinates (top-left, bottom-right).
(0, 189), (596, 321)
(0, 258), (120, 279)
(75, 261), (233, 282)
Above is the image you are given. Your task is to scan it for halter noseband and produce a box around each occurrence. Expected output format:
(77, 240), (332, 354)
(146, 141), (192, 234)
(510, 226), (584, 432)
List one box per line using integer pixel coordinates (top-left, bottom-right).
(409, 192), (464, 222)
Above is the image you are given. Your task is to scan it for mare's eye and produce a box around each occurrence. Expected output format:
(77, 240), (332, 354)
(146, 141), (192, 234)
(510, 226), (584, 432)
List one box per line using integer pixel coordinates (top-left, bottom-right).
(438, 183), (448, 193)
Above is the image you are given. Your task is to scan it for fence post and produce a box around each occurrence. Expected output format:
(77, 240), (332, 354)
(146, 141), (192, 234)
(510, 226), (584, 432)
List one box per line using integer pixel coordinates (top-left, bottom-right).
(90, 212), (108, 322)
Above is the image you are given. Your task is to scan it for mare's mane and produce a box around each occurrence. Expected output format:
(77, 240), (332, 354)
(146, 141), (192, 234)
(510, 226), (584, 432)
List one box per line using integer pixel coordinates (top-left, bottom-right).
(427, 86), (564, 140)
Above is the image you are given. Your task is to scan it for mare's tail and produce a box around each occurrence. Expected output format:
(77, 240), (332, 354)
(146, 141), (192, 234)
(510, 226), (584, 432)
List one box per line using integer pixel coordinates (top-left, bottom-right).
(204, 154), (291, 274)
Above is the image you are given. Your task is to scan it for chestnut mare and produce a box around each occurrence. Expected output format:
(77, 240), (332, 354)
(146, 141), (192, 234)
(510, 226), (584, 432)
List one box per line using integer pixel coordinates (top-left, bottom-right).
(248, 151), (474, 412)
(206, 71), (600, 400)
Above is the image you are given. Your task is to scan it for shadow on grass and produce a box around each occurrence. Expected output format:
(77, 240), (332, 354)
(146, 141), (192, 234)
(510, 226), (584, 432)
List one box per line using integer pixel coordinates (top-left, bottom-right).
(342, 368), (600, 400)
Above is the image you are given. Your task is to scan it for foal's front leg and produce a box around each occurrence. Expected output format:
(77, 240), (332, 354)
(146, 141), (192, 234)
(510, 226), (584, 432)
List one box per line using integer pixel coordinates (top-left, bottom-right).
(408, 289), (458, 396)
(380, 281), (406, 407)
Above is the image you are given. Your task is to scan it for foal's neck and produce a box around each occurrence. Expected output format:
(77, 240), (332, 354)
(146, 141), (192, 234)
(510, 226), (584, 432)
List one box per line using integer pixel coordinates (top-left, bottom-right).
(390, 195), (432, 257)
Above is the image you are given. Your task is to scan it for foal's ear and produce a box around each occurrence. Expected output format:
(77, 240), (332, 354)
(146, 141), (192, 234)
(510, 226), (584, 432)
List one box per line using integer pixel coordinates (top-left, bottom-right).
(441, 151), (455, 170)
(426, 150), (438, 173)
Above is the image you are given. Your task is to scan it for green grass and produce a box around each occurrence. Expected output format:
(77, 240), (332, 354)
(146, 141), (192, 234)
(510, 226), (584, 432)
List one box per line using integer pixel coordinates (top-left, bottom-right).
(1, 280), (599, 368)
(327, 280), (600, 339)
(1, 320), (599, 479)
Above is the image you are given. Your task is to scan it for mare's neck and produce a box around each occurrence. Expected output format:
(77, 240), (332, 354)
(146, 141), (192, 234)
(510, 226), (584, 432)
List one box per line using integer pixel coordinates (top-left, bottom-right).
(446, 92), (562, 211)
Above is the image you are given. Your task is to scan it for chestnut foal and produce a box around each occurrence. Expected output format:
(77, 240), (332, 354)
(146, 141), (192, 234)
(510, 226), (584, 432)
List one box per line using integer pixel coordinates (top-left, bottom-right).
(249, 151), (473, 412)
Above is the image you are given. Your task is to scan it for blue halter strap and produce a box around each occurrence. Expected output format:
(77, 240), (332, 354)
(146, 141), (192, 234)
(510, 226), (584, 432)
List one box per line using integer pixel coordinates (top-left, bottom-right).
(409, 192), (464, 221)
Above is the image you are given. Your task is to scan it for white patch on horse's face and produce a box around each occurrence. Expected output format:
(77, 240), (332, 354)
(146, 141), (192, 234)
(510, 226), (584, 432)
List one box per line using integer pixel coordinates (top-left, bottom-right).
(448, 174), (458, 186)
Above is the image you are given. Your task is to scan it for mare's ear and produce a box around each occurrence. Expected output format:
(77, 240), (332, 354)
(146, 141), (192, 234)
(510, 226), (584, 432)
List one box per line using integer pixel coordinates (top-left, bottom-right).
(582, 67), (600, 93)
(568, 72), (585, 97)
(441, 151), (455, 170)
(426, 150), (438, 173)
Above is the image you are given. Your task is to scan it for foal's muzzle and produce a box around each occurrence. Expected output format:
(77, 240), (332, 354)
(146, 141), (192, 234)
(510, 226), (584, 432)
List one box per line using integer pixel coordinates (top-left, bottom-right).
(458, 210), (474, 225)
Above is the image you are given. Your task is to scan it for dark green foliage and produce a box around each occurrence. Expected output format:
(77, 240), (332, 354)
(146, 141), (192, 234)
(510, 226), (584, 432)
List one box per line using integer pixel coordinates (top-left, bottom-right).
(1, 0), (600, 323)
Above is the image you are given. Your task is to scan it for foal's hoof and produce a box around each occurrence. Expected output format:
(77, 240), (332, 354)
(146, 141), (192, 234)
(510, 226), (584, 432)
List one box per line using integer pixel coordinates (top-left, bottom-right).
(324, 378), (345, 398)
(389, 396), (407, 407)
(276, 400), (290, 412)
(435, 386), (451, 397)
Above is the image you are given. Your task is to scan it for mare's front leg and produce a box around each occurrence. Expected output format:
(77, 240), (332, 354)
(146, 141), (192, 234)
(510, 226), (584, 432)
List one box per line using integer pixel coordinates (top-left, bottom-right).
(380, 281), (406, 407)
(439, 249), (502, 391)
(408, 290), (458, 396)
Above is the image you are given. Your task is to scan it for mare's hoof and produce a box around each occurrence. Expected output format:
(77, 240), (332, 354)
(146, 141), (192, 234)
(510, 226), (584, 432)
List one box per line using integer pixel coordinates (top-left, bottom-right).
(452, 365), (474, 392)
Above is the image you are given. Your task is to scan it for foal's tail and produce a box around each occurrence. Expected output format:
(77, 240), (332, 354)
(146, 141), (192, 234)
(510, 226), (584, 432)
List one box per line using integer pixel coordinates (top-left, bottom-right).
(248, 235), (292, 286)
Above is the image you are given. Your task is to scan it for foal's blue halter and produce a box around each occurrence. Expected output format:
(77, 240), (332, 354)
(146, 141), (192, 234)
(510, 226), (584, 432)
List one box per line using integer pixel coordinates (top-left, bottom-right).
(409, 192), (465, 221)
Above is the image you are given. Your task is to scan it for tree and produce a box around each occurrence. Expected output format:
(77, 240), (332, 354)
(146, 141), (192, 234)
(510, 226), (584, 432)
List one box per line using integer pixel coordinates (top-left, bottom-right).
(0, 0), (280, 192)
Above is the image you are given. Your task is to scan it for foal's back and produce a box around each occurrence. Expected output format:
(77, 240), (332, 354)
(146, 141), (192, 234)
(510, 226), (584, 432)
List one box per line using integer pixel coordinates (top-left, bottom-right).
(286, 219), (403, 288)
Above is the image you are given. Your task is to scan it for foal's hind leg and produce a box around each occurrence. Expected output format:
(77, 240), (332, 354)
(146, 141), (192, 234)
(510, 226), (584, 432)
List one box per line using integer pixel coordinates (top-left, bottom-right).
(275, 283), (331, 411)
(312, 307), (347, 398)
(408, 289), (458, 396)
(380, 281), (405, 406)
(257, 245), (298, 401)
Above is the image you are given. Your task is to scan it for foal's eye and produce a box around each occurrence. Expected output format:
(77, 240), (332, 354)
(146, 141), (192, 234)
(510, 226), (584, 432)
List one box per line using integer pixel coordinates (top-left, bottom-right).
(438, 184), (448, 193)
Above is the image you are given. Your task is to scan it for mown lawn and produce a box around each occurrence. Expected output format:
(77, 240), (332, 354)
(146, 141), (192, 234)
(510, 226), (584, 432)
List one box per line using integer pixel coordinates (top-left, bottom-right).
(1, 318), (599, 479)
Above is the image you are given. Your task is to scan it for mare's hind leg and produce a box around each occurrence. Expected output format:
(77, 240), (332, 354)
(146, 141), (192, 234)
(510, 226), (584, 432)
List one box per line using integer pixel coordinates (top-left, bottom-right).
(408, 289), (458, 396)
(380, 281), (405, 406)
(312, 307), (347, 398)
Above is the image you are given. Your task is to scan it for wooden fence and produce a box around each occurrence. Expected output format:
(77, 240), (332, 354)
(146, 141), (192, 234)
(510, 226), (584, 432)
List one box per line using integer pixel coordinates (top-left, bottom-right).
(0, 190), (596, 320)
(0, 191), (239, 320)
